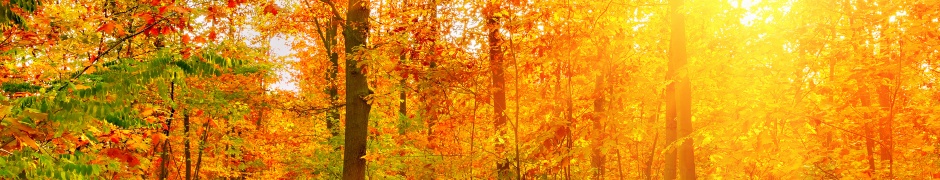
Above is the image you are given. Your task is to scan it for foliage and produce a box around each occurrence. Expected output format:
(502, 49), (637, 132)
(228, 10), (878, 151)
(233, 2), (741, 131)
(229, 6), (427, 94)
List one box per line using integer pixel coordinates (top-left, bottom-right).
(2, 0), (940, 179)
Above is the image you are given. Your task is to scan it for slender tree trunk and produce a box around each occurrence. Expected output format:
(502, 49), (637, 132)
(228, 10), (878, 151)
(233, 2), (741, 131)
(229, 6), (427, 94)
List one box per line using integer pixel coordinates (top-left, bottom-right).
(877, 21), (900, 177)
(591, 73), (606, 179)
(485, 1), (510, 178)
(194, 116), (210, 180)
(315, 16), (341, 137)
(566, 73), (574, 180)
(327, 26), (340, 137)
(342, 0), (372, 179)
(646, 132), (660, 180)
(184, 113), (192, 180)
(591, 39), (609, 179)
(398, 54), (408, 135)
(159, 81), (176, 180)
(669, 0), (695, 179)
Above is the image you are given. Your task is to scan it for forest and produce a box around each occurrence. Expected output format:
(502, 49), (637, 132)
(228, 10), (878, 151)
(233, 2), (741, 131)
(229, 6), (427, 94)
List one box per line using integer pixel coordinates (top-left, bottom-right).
(1, 0), (939, 179)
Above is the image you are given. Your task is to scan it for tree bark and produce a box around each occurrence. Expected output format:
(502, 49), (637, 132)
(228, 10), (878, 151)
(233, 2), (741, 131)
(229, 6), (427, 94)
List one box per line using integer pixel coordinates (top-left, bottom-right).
(314, 15), (341, 137)
(194, 116), (211, 180)
(159, 81), (175, 180)
(184, 113), (192, 180)
(326, 20), (341, 137)
(668, 0), (695, 179)
(485, 1), (510, 178)
(342, 0), (372, 179)
(664, 82), (677, 180)
(591, 76), (606, 179)
(591, 62), (607, 178)
(398, 53), (408, 135)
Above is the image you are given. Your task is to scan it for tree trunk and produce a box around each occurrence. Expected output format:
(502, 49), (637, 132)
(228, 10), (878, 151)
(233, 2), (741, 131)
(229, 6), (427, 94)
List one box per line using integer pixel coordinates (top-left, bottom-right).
(159, 81), (175, 180)
(315, 16), (341, 137)
(485, 1), (510, 178)
(327, 22), (340, 137)
(858, 81), (877, 174)
(876, 25), (898, 177)
(184, 113), (192, 180)
(342, 0), (372, 179)
(669, 0), (695, 179)
(398, 54), (408, 135)
(664, 82), (677, 180)
(194, 116), (211, 180)
(591, 75), (606, 179)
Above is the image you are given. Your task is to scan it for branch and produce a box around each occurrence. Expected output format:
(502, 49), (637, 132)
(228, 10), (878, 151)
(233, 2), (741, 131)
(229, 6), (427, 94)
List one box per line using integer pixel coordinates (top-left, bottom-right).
(807, 116), (889, 147)
(312, 18), (331, 50)
(56, 18), (167, 91)
(275, 102), (346, 115)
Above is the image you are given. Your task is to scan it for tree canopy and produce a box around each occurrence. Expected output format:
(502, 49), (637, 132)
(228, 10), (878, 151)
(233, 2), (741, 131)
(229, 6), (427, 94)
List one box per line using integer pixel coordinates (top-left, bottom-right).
(1, 0), (939, 179)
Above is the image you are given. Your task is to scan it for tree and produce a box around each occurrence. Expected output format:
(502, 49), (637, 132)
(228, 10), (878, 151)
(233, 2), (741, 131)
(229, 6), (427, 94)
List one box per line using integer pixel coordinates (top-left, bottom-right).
(484, 0), (510, 178)
(667, 0), (695, 179)
(3, 0), (940, 179)
(342, 0), (372, 179)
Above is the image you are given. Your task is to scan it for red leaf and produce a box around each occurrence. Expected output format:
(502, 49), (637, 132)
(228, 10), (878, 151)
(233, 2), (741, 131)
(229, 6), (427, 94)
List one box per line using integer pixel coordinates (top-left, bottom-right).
(181, 47), (191, 59)
(159, 6), (169, 14)
(264, 3), (279, 15)
(97, 22), (116, 33)
(147, 27), (159, 36)
(160, 26), (172, 35)
(103, 148), (140, 167)
(208, 31), (217, 41)
(182, 34), (191, 44)
(227, 0), (237, 8)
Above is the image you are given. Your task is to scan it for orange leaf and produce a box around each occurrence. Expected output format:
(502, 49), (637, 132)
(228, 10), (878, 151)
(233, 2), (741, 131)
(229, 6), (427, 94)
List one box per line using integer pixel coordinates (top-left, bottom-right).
(194, 36), (206, 44)
(208, 31), (217, 41)
(151, 133), (166, 143)
(14, 134), (40, 149)
(7, 119), (38, 134)
(264, 3), (278, 15)
(182, 34), (191, 44)
(97, 22), (116, 33)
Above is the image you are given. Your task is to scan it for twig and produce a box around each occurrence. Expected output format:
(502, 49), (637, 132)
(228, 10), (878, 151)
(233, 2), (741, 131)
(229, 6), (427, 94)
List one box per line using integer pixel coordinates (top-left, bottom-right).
(57, 18), (167, 91)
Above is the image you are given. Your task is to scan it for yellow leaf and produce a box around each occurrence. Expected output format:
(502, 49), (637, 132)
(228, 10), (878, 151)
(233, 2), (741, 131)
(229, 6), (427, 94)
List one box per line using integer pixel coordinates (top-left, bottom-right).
(75, 84), (91, 90)
(140, 108), (155, 117)
(925, 146), (936, 152)
(24, 110), (47, 121)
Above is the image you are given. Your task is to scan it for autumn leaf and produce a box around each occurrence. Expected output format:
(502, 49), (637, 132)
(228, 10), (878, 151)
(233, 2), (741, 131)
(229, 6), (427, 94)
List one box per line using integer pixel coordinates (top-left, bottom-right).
(6, 119), (39, 134)
(263, 3), (278, 15)
(97, 21), (116, 34)
(14, 134), (40, 149)
(227, 0), (238, 8)
(24, 109), (47, 121)
(74, 84), (91, 90)
(182, 34), (191, 44)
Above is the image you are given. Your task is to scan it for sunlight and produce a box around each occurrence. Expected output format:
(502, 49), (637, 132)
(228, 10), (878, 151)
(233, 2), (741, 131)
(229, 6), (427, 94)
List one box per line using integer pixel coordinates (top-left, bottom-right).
(4, 0), (940, 179)
(732, 0), (762, 26)
(269, 35), (299, 92)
